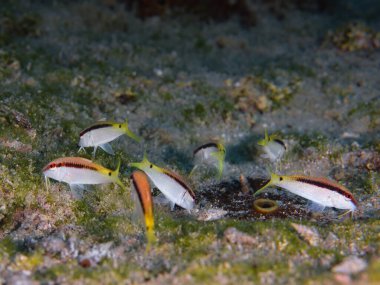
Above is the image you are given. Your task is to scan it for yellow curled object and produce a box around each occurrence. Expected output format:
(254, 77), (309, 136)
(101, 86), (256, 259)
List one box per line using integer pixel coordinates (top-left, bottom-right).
(253, 198), (279, 214)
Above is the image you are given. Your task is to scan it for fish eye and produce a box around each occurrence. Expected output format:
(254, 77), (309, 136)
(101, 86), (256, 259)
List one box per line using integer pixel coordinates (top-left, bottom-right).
(108, 172), (112, 176)
(279, 177), (283, 181)
(150, 164), (153, 168)
(119, 124), (122, 128)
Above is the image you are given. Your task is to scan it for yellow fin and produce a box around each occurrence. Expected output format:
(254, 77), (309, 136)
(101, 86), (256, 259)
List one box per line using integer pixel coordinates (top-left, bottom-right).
(211, 150), (225, 180)
(258, 128), (269, 146)
(145, 224), (156, 251)
(253, 172), (279, 196)
(129, 152), (150, 170)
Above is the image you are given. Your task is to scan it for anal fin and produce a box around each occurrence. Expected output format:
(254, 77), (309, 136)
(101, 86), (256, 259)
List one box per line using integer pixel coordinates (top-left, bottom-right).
(307, 201), (325, 213)
(170, 201), (175, 211)
(69, 184), (87, 199)
(99, 143), (115, 155)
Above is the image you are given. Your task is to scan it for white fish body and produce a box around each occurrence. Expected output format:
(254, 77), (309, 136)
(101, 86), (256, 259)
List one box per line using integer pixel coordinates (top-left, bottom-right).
(144, 168), (194, 210)
(78, 119), (141, 155)
(130, 156), (195, 211)
(191, 142), (226, 179)
(255, 173), (358, 212)
(194, 145), (219, 167)
(42, 157), (124, 197)
(258, 130), (286, 162)
(44, 167), (112, 185)
(263, 140), (285, 162)
(79, 126), (124, 148)
(275, 180), (356, 210)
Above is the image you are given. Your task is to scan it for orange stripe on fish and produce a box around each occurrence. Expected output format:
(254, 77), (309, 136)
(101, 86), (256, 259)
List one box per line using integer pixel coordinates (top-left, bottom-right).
(131, 170), (156, 248)
(131, 170), (154, 217)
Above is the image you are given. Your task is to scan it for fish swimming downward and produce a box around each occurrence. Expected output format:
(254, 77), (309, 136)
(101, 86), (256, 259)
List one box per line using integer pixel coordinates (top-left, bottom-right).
(257, 129), (286, 162)
(130, 170), (156, 248)
(190, 141), (226, 179)
(78, 119), (141, 156)
(42, 157), (125, 198)
(254, 173), (358, 214)
(129, 154), (195, 211)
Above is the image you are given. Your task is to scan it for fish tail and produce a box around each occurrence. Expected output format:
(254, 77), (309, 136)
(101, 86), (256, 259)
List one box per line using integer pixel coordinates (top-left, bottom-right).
(146, 227), (156, 248)
(115, 159), (121, 175)
(217, 155), (224, 180)
(116, 179), (126, 192)
(258, 128), (269, 146)
(211, 151), (225, 179)
(124, 119), (141, 142)
(254, 172), (277, 196)
(126, 128), (141, 143)
(145, 220), (156, 251)
(217, 142), (226, 154)
(129, 151), (149, 169)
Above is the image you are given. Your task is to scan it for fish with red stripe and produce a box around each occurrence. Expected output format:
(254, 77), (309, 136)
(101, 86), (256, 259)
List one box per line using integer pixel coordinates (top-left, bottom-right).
(254, 172), (358, 215)
(130, 170), (156, 248)
(257, 129), (286, 162)
(42, 157), (125, 198)
(190, 141), (226, 179)
(78, 118), (141, 156)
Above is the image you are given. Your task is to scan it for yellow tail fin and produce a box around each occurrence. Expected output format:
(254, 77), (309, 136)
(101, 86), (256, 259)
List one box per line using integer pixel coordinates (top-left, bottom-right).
(211, 150), (225, 180)
(258, 128), (270, 146)
(145, 224), (156, 252)
(125, 118), (141, 142)
(253, 173), (276, 196)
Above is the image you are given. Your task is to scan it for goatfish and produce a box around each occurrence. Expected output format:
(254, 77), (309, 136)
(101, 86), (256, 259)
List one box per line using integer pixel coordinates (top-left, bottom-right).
(129, 154), (195, 211)
(79, 119), (141, 156)
(254, 173), (358, 214)
(257, 129), (286, 162)
(42, 157), (125, 198)
(190, 142), (226, 179)
(130, 171), (156, 248)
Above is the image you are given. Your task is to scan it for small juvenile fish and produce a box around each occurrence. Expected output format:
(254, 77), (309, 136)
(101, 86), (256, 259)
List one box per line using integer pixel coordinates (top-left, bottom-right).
(130, 170), (156, 248)
(254, 173), (358, 213)
(42, 157), (125, 198)
(129, 154), (195, 211)
(257, 129), (286, 162)
(79, 119), (141, 156)
(190, 142), (226, 179)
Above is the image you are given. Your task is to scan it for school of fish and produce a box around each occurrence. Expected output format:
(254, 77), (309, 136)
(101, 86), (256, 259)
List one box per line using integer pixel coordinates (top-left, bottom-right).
(42, 119), (359, 248)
